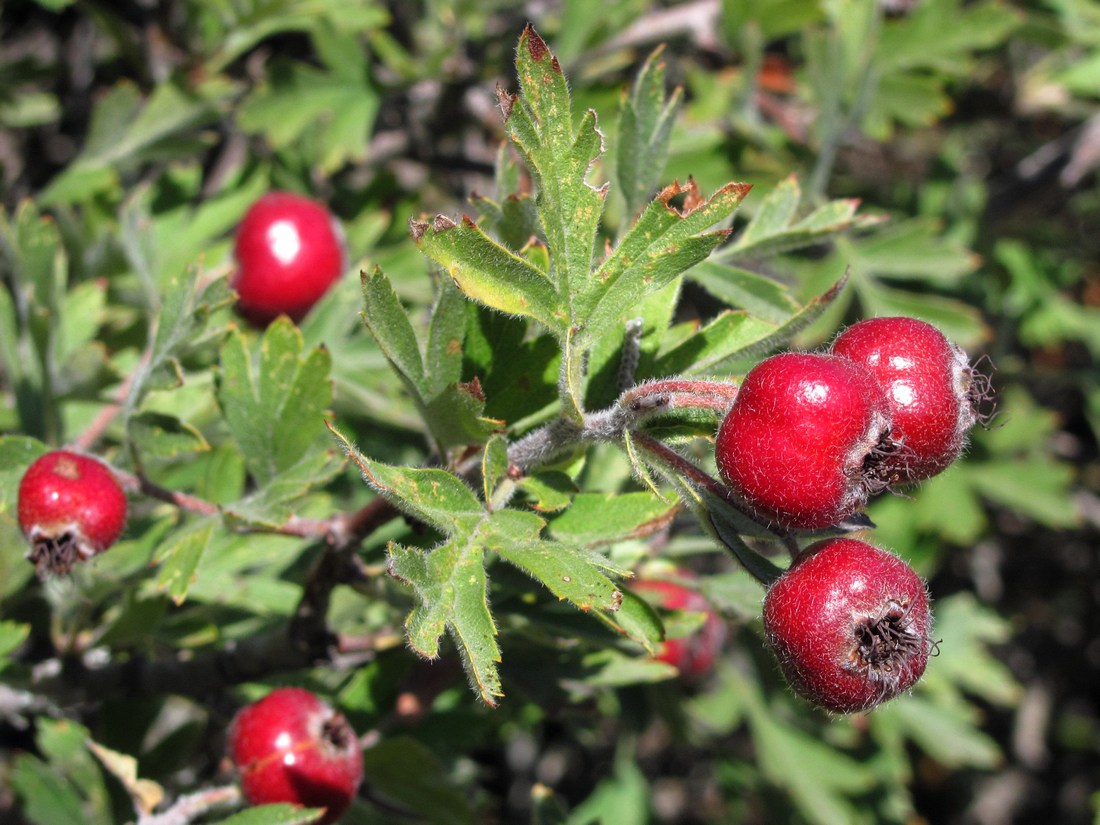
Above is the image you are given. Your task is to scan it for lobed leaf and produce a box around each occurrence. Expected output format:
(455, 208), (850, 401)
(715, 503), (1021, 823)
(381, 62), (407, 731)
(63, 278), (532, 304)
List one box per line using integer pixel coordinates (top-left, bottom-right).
(410, 215), (564, 335)
(616, 45), (684, 221)
(546, 492), (679, 547)
(721, 175), (875, 262)
(388, 534), (503, 706)
(222, 447), (345, 529)
(580, 179), (751, 345)
(331, 427), (483, 531)
(486, 509), (622, 613)
(216, 319), (333, 486)
(128, 412), (209, 460)
(502, 25), (607, 301)
(655, 275), (848, 374)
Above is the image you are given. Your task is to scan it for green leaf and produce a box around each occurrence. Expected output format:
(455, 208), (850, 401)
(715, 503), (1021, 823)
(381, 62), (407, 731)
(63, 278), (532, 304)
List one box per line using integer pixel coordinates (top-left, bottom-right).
(360, 265), (425, 387)
(40, 80), (225, 204)
(732, 669), (873, 825)
(487, 509), (622, 613)
(721, 175), (874, 262)
(358, 737), (479, 825)
(967, 460), (1079, 528)
(462, 306), (559, 425)
(216, 319), (333, 485)
(422, 379), (502, 449)
(503, 25), (607, 301)
(616, 45), (684, 220)
(425, 276), (468, 396)
(566, 748), (651, 825)
(518, 471), (577, 513)
(388, 534), (502, 706)
(410, 215), (564, 335)
(128, 412), (210, 459)
(876, 0), (1020, 75)
(154, 518), (217, 605)
(580, 649), (679, 687)
(0, 621), (30, 673)
(924, 593), (1020, 707)
(237, 59), (379, 173)
(592, 587), (664, 655)
(842, 218), (979, 284)
(881, 695), (1003, 769)
(546, 492), (678, 547)
(54, 279), (107, 366)
(16, 720), (111, 824)
(128, 267), (234, 414)
(212, 805), (325, 825)
(223, 447), (345, 529)
(0, 436), (48, 490)
(655, 275), (848, 374)
(332, 429), (482, 531)
(687, 261), (800, 323)
(482, 435), (511, 504)
(12, 754), (87, 825)
(580, 179), (750, 346)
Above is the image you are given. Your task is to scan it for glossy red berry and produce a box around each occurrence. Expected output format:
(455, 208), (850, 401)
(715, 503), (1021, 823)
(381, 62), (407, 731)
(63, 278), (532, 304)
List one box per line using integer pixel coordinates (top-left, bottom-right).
(18, 450), (128, 577)
(715, 352), (893, 530)
(228, 687), (363, 824)
(830, 316), (984, 484)
(232, 192), (346, 325)
(633, 578), (727, 679)
(763, 538), (933, 713)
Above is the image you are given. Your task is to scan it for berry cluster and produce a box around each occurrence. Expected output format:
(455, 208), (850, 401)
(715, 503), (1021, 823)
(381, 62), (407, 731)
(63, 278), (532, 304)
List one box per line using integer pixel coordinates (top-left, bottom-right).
(716, 316), (986, 531)
(714, 316), (989, 712)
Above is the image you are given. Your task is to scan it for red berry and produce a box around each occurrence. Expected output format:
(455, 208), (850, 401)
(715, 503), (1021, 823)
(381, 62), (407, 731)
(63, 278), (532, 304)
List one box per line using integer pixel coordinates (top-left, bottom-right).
(232, 192), (346, 325)
(228, 687), (363, 824)
(831, 316), (984, 484)
(18, 450), (128, 577)
(633, 578), (727, 679)
(715, 352), (893, 530)
(763, 538), (933, 713)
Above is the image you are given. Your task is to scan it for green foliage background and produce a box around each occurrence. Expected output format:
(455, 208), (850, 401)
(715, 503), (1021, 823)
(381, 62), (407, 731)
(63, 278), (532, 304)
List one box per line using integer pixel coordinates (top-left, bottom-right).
(1, 1), (1099, 823)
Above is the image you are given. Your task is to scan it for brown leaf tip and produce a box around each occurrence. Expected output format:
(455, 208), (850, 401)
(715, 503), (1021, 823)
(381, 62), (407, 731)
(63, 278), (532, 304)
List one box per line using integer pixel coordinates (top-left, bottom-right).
(458, 376), (486, 402)
(408, 217), (428, 242)
(433, 214), (457, 232)
(523, 24), (550, 63)
(496, 84), (516, 120)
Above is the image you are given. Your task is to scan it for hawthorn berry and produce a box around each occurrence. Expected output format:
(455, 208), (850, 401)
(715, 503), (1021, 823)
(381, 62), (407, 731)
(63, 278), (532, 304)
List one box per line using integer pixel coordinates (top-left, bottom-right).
(232, 192), (346, 325)
(715, 352), (894, 530)
(228, 687), (363, 824)
(830, 316), (986, 484)
(18, 450), (128, 577)
(763, 538), (933, 713)
(633, 578), (727, 680)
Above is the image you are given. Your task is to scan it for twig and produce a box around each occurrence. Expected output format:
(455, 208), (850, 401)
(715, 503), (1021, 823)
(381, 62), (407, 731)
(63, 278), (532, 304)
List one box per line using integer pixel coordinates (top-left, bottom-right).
(71, 346), (152, 452)
(138, 785), (242, 825)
